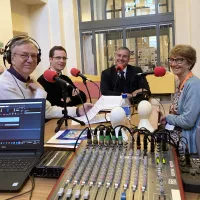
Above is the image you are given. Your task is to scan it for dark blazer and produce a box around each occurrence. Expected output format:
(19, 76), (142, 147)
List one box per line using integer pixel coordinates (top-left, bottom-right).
(37, 74), (87, 107)
(100, 64), (150, 96)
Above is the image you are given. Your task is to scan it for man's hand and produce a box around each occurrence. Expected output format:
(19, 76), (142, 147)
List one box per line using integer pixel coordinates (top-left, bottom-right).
(28, 81), (43, 91)
(72, 88), (80, 96)
(78, 103), (93, 116)
(61, 98), (71, 103)
(131, 88), (147, 97)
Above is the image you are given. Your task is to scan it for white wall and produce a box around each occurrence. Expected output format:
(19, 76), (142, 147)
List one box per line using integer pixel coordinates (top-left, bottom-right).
(29, 4), (51, 78)
(11, 0), (30, 34)
(0, 0), (13, 70)
(174, 0), (200, 77)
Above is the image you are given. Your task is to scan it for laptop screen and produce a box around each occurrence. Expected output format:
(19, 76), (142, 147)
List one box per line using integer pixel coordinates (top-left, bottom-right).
(0, 99), (45, 151)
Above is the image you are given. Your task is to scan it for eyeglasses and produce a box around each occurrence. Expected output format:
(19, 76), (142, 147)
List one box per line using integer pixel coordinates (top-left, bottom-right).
(13, 53), (38, 61)
(53, 56), (68, 61)
(13, 53), (37, 61)
(168, 58), (186, 64)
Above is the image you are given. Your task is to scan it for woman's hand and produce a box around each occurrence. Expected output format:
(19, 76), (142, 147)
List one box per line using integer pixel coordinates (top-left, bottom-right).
(160, 116), (167, 125)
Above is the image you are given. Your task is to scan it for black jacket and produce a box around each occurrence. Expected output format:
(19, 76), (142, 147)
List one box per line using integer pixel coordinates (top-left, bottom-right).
(37, 74), (87, 107)
(100, 64), (150, 96)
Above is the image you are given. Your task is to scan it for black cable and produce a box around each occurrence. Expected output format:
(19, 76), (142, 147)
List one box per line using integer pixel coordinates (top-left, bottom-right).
(83, 79), (92, 103)
(73, 88), (92, 131)
(153, 98), (166, 116)
(5, 174), (35, 200)
(74, 127), (89, 152)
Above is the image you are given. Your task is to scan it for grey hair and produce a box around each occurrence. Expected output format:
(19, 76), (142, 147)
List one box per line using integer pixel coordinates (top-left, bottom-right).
(117, 46), (130, 57)
(10, 37), (38, 53)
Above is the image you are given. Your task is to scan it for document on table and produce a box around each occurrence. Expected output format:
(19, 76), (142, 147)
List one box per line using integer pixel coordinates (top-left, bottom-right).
(72, 96), (121, 125)
(95, 95), (122, 111)
(44, 129), (88, 149)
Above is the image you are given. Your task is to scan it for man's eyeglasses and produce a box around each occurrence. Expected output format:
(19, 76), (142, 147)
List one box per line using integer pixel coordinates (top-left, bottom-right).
(168, 58), (186, 64)
(53, 56), (68, 61)
(13, 53), (38, 61)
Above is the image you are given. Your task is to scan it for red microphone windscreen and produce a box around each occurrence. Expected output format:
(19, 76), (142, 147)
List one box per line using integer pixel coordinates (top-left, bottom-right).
(71, 68), (80, 77)
(154, 67), (166, 77)
(116, 64), (123, 72)
(43, 70), (58, 83)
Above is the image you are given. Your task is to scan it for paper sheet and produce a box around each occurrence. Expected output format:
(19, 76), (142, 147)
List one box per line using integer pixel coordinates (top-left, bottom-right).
(73, 95), (122, 125)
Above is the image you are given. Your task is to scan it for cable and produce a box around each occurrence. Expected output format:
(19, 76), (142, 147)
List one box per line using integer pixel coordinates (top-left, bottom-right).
(152, 97), (166, 116)
(74, 127), (90, 152)
(73, 88), (92, 131)
(90, 80), (101, 99)
(5, 174), (35, 200)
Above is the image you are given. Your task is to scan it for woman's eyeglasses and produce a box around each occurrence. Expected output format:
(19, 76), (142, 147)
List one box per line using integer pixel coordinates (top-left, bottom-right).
(168, 58), (186, 64)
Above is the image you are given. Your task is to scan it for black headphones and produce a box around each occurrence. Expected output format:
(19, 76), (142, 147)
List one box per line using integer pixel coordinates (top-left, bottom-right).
(3, 35), (41, 66)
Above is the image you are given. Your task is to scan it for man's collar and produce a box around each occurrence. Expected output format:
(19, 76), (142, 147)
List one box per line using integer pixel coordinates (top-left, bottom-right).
(8, 66), (30, 83)
(49, 67), (62, 76)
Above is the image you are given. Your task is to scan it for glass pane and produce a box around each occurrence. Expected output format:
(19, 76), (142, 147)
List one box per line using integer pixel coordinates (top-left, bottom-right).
(93, 0), (106, 20)
(106, 0), (122, 19)
(126, 26), (157, 72)
(159, 24), (173, 71)
(95, 29), (123, 75)
(82, 33), (95, 74)
(80, 0), (91, 22)
(125, 0), (155, 17)
(158, 0), (172, 13)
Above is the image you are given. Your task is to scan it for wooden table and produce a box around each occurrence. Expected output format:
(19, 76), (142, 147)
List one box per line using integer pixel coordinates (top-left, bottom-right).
(2, 106), (196, 200)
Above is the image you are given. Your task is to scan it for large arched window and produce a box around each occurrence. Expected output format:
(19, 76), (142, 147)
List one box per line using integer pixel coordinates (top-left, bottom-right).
(77, 0), (174, 75)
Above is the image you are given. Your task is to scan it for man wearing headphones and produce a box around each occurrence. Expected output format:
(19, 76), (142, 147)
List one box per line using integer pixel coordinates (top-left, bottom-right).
(0, 36), (92, 119)
(37, 46), (87, 107)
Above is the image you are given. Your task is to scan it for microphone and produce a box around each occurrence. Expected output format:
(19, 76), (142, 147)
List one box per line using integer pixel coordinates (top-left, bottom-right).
(70, 68), (91, 82)
(136, 67), (166, 77)
(43, 70), (74, 88)
(116, 64), (124, 74)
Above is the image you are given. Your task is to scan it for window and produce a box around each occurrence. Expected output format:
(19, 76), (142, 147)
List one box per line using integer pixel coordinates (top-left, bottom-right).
(78, 0), (174, 75)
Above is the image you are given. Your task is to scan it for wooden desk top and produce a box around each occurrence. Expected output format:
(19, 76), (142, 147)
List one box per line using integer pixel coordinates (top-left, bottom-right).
(0, 105), (160, 200)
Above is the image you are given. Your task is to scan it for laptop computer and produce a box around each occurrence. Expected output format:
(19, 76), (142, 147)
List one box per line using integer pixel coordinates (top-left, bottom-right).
(0, 99), (45, 191)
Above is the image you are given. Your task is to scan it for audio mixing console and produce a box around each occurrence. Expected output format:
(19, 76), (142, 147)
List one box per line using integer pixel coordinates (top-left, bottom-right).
(47, 129), (185, 200)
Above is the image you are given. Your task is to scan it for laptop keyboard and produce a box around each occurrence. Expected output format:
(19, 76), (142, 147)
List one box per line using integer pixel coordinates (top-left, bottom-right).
(0, 157), (34, 172)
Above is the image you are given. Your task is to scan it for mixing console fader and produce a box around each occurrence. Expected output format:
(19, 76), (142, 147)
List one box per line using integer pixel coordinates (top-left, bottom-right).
(47, 139), (184, 200)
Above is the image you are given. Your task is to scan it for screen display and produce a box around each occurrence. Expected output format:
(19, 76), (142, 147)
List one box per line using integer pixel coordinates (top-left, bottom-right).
(0, 99), (45, 150)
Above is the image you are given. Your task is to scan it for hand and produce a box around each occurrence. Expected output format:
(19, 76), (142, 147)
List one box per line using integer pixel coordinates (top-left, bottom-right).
(78, 103), (93, 116)
(131, 88), (147, 97)
(160, 116), (167, 125)
(61, 98), (71, 103)
(28, 81), (43, 91)
(72, 88), (80, 96)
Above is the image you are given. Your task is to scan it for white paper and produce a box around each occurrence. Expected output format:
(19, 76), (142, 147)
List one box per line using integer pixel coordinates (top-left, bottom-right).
(95, 95), (122, 111)
(72, 113), (110, 125)
(73, 96), (121, 125)
(44, 144), (78, 149)
(165, 123), (175, 131)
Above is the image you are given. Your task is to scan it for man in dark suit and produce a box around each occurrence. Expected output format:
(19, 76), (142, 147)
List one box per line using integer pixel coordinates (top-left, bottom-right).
(100, 47), (150, 98)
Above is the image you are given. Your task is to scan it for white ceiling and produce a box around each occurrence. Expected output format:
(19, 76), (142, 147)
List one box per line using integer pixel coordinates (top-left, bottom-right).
(18, 0), (47, 5)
